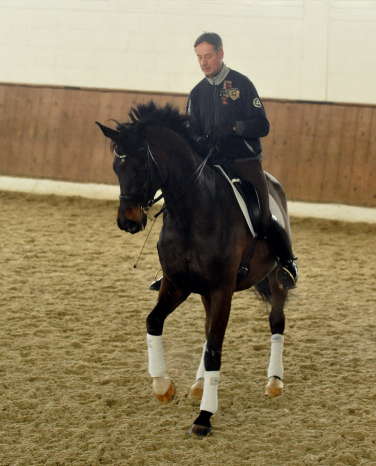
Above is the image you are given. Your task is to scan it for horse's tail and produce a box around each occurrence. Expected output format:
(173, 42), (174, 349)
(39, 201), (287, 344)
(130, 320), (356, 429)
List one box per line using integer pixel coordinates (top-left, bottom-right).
(254, 277), (272, 304)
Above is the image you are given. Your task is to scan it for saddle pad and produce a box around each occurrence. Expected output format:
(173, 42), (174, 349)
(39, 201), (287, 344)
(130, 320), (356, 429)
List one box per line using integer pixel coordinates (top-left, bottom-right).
(214, 165), (286, 235)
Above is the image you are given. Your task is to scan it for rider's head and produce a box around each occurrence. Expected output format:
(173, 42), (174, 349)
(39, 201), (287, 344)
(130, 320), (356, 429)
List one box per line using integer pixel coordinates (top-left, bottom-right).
(194, 32), (224, 78)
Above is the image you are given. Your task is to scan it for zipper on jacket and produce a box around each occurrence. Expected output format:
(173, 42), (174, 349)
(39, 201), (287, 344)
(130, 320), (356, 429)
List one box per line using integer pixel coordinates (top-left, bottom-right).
(213, 85), (219, 124)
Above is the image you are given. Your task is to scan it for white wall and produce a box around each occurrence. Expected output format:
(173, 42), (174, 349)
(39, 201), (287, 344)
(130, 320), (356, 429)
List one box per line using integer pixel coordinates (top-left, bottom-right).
(0, 0), (375, 104)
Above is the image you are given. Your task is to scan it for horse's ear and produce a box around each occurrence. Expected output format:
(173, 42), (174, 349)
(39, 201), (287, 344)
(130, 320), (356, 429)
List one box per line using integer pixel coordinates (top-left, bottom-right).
(96, 122), (119, 141)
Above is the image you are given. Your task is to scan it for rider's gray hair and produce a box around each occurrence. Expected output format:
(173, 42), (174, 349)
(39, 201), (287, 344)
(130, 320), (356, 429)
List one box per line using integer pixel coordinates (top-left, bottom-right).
(194, 32), (223, 53)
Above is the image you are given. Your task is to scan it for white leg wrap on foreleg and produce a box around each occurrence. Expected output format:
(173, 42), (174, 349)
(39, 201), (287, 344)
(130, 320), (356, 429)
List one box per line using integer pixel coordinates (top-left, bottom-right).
(200, 371), (220, 414)
(267, 334), (284, 379)
(147, 333), (166, 378)
(196, 341), (207, 381)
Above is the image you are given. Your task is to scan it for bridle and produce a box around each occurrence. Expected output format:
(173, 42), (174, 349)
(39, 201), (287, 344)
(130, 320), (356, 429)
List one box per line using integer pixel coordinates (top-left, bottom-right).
(115, 141), (216, 219)
(115, 143), (164, 214)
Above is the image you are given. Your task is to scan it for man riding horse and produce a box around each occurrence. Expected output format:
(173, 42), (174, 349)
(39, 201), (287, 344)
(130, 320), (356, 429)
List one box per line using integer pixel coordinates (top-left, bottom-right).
(150, 32), (298, 291)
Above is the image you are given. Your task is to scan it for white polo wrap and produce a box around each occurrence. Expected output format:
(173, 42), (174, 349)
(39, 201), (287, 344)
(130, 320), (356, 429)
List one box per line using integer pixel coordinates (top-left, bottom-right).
(200, 370), (220, 414)
(267, 333), (284, 380)
(147, 333), (166, 378)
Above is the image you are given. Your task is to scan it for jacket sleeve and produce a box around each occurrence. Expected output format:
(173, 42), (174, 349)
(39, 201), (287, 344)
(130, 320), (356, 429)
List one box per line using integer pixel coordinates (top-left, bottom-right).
(186, 92), (205, 140)
(235, 78), (270, 139)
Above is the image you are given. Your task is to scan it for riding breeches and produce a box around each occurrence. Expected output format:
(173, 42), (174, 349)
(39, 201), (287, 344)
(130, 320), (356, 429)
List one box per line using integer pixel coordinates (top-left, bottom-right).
(226, 158), (271, 230)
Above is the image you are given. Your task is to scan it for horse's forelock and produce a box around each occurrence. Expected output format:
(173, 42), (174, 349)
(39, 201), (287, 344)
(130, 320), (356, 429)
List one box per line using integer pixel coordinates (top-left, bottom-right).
(112, 121), (146, 159)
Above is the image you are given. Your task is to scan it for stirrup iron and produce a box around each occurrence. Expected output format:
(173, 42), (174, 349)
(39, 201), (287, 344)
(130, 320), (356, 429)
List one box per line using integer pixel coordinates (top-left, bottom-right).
(276, 258), (298, 290)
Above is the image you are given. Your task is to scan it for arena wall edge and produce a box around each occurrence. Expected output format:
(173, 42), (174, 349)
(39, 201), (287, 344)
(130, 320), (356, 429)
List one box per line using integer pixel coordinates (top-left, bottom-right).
(1, 83), (375, 207)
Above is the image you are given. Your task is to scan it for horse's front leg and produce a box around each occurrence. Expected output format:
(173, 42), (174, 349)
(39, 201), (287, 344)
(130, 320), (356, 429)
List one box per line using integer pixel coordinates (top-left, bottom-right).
(265, 273), (288, 397)
(189, 290), (232, 438)
(146, 286), (189, 403)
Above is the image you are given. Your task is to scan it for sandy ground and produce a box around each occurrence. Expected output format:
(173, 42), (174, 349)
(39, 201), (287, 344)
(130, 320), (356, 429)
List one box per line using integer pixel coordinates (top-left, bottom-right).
(0, 190), (375, 466)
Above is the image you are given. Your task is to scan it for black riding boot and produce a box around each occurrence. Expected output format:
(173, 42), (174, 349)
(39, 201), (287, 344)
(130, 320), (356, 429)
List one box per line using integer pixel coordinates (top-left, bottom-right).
(149, 276), (162, 291)
(264, 216), (298, 290)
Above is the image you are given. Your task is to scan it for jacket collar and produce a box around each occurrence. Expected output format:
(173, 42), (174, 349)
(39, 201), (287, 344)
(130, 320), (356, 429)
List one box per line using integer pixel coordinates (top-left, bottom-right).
(206, 64), (230, 85)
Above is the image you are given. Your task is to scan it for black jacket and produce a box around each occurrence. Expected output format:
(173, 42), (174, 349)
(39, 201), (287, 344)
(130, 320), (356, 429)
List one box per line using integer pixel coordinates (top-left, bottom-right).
(187, 67), (270, 160)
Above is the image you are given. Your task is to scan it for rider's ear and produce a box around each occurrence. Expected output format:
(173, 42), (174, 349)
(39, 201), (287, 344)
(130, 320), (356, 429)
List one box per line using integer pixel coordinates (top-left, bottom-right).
(96, 122), (119, 142)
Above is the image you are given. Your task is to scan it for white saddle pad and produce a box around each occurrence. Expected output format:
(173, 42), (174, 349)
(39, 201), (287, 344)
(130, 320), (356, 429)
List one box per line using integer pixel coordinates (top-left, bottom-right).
(215, 165), (286, 236)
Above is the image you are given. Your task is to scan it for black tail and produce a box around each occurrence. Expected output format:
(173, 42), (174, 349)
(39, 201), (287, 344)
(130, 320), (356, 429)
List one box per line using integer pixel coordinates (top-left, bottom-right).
(254, 277), (272, 304)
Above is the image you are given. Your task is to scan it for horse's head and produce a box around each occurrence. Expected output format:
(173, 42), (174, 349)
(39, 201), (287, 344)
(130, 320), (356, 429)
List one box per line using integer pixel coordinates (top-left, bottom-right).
(97, 101), (199, 233)
(96, 121), (160, 234)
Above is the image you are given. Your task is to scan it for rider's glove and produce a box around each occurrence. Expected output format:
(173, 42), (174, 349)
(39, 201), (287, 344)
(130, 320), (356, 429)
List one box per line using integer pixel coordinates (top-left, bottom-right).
(207, 121), (237, 142)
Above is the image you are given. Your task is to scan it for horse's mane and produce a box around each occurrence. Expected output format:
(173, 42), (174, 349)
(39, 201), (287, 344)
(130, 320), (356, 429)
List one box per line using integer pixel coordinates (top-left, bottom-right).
(116, 100), (197, 149)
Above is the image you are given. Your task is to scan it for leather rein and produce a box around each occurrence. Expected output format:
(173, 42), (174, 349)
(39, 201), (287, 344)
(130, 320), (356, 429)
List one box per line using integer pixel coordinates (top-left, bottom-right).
(115, 142), (216, 219)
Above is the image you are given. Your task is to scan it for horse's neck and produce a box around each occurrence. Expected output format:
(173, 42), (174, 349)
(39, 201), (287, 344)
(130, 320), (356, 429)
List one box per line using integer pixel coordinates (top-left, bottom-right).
(163, 157), (221, 219)
(148, 127), (220, 215)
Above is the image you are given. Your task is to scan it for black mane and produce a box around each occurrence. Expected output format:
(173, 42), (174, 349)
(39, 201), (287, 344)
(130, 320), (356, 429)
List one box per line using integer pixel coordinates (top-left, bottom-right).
(117, 100), (197, 149)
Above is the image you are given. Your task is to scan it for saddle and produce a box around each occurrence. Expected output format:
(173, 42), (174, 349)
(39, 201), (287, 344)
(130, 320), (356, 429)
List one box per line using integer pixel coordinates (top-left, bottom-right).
(232, 178), (262, 234)
(214, 165), (262, 236)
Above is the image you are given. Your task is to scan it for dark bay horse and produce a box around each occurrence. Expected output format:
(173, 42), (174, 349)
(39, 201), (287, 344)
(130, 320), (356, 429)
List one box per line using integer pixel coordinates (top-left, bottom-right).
(97, 101), (291, 437)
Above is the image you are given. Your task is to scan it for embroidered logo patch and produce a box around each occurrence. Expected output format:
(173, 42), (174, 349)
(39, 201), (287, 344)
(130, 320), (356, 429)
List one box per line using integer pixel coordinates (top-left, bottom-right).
(230, 89), (240, 100)
(253, 98), (262, 108)
(220, 81), (240, 104)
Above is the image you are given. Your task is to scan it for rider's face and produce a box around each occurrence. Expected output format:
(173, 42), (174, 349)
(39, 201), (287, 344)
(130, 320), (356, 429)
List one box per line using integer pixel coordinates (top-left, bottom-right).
(195, 42), (223, 78)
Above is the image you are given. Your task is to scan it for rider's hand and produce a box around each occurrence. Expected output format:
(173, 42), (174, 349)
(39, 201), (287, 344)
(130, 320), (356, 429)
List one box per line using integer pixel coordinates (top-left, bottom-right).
(207, 121), (237, 142)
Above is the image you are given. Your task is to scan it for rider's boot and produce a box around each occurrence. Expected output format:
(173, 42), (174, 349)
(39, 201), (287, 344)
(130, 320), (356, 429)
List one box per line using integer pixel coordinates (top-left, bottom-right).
(264, 216), (298, 290)
(149, 276), (162, 291)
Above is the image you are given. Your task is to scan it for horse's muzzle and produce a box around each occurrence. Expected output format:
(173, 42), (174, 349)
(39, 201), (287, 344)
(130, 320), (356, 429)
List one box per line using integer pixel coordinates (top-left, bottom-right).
(117, 206), (147, 234)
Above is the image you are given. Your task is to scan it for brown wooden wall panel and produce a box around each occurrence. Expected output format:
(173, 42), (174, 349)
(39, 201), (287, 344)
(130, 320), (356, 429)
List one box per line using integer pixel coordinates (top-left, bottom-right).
(349, 107), (374, 205)
(0, 83), (375, 207)
(366, 111), (376, 205)
(0, 84), (188, 186)
(262, 101), (376, 207)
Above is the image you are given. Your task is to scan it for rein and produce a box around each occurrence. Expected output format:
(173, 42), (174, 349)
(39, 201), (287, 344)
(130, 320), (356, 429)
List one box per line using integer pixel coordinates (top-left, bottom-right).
(116, 142), (217, 219)
(151, 143), (217, 219)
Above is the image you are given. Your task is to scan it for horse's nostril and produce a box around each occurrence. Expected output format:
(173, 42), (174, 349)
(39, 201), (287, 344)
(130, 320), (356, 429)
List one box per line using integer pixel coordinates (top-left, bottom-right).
(117, 217), (143, 234)
(128, 223), (142, 234)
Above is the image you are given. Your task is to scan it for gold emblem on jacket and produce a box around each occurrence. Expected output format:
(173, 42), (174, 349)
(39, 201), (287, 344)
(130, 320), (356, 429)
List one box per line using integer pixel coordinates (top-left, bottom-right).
(220, 81), (240, 103)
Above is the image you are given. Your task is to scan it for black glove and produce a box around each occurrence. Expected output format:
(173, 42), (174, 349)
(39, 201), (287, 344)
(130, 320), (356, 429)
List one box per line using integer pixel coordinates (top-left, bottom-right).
(206, 121), (237, 143)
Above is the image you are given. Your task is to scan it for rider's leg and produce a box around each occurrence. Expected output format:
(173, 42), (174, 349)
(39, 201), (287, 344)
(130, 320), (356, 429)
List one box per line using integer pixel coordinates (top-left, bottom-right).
(226, 158), (271, 229)
(226, 159), (297, 289)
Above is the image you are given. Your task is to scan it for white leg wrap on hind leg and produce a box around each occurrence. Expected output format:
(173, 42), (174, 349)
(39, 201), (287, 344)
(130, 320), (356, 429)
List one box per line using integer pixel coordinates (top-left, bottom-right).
(267, 334), (284, 379)
(200, 371), (220, 414)
(147, 333), (166, 378)
(196, 341), (207, 381)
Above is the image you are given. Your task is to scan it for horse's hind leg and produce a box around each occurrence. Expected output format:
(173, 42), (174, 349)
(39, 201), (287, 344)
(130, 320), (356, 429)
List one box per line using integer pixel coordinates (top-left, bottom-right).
(146, 288), (189, 403)
(188, 341), (206, 402)
(265, 272), (288, 397)
(188, 295), (210, 402)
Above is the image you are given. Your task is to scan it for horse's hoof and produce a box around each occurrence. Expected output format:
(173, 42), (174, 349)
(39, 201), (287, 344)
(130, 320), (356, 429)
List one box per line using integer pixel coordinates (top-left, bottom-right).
(153, 380), (176, 404)
(188, 423), (213, 438)
(188, 378), (204, 401)
(265, 376), (284, 397)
